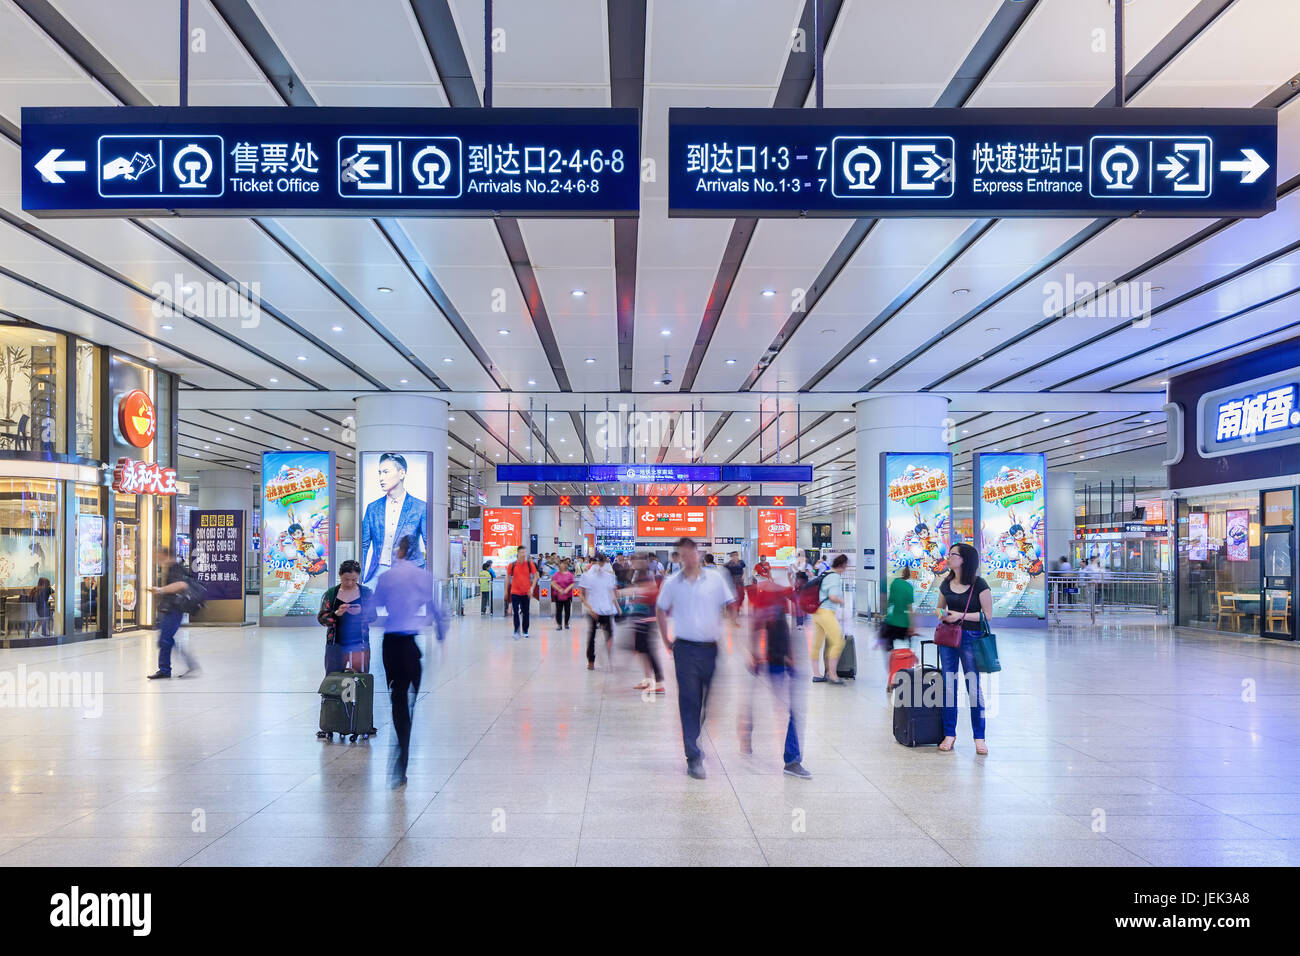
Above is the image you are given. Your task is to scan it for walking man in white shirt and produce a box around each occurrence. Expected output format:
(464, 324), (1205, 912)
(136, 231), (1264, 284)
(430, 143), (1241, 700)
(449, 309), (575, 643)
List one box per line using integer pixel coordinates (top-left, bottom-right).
(656, 537), (738, 779)
(578, 553), (619, 671)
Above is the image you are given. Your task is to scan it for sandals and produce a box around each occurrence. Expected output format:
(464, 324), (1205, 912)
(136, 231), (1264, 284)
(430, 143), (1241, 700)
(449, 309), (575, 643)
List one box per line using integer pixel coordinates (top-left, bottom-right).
(938, 736), (956, 752)
(974, 740), (988, 756)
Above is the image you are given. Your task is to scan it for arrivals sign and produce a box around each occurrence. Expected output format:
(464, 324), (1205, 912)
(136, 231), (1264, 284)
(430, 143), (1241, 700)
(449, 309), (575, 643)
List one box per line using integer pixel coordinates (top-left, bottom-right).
(22, 107), (640, 218)
(974, 453), (1047, 619)
(668, 107), (1277, 218)
(756, 508), (796, 558)
(880, 453), (952, 615)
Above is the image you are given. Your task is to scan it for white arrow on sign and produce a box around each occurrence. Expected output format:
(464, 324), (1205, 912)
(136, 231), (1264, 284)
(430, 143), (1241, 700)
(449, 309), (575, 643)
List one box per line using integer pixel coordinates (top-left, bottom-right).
(35, 148), (86, 184)
(1220, 148), (1270, 184)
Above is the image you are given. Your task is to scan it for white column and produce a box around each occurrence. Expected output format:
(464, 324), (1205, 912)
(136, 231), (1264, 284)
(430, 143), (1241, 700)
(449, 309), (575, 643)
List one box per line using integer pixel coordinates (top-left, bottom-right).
(1046, 470), (1077, 568)
(854, 395), (950, 610)
(354, 394), (449, 580)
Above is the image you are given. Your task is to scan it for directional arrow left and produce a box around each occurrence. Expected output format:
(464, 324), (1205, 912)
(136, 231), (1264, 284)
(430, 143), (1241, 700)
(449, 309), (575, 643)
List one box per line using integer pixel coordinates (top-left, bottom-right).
(35, 148), (86, 184)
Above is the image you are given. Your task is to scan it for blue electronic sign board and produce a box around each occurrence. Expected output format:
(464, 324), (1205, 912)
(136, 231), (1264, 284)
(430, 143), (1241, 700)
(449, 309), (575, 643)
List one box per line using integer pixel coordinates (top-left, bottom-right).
(495, 464), (813, 484)
(668, 108), (1277, 218)
(22, 107), (640, 217)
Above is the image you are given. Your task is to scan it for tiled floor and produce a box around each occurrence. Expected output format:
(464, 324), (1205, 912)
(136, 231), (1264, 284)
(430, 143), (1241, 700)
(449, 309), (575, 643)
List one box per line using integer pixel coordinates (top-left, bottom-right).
(2, 608), (1299, 866)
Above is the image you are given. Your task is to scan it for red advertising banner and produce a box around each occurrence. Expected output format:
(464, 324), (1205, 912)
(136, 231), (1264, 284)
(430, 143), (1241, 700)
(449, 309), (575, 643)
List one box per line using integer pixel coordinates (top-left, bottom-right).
(483, 508), (523, 563)
(636, 505), (709, 538)
(757, 508), (796, 557)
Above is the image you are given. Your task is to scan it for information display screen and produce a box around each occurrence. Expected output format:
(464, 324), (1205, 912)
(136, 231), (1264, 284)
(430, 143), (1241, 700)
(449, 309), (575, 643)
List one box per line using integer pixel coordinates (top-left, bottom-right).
(261, 451), (332, 619)
(881, 453), (952, 616)
(669, 107), (1277, 218)
(22, 106), (640, 217)
(495, 463), (812, 484)
(974, 453), (1046, 619)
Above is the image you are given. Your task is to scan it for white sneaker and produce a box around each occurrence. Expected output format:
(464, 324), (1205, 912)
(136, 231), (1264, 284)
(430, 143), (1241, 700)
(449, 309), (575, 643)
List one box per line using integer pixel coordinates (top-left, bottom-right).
(512, 631), (521, 640)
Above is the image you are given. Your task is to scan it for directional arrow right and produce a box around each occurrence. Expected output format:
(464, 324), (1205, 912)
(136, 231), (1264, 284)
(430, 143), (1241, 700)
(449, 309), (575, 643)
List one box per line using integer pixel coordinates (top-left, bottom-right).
(1220, 148), (1270, 185)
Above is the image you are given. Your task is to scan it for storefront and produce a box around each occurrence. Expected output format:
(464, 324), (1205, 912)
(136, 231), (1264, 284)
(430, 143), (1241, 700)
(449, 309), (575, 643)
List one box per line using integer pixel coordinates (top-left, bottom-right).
(0, 323), (179, 645)
(1167, 337), (1298, 639)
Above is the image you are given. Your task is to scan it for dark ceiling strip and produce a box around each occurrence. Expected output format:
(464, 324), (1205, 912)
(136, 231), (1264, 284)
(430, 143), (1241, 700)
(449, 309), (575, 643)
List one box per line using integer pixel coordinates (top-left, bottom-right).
(654, 411), (684, 464)
(408, 0), (479, 104)
(12, 0), (151, 105)
(802, 219), (997, 392)
(739, 220), (875, 392)
(939, 0), (1041, 108)
(494, 219), (573, 391)
(609, 0), (647, 392)
(1108, 320), (1300, 394)
(679, 0), (847, 392)
(207, 0), (315, 106)
(132, 220), (386, 390)
(1055, 283), (1300, 392)
(253, 219), (447, 389)
(373, 219), (510, 390)
(1094, 0), (1236, 107)
(0, 267), (260, 389)
(1258, 73), (1300, 110)
(867, 218), (1113, 390)
(994, 234), (1300, 392)
(568, 411), (594, 462)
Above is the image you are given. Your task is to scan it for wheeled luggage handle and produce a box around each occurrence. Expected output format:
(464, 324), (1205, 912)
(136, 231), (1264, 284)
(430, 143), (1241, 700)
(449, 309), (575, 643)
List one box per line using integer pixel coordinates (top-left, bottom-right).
(920, 639), (937, 670)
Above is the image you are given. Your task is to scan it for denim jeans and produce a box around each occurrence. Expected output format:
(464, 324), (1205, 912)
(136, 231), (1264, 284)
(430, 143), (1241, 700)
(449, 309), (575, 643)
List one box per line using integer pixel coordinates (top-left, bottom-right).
(739, 662), (804, 765)
(672, 640), (718, 762)
(938, 629), (985, 739)
(156, 610), (196, 675)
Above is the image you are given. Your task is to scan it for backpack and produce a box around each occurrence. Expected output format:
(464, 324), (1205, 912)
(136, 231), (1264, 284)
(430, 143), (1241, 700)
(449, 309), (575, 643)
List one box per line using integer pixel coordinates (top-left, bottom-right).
(181, 570), (207, 614)
(797, 573), (829, 616)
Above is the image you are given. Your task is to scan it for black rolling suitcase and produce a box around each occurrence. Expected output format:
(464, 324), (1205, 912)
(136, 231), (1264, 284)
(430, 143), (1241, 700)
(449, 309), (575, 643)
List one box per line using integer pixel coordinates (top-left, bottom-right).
(318, 670), (375, 742)
(836, 634), (856, 680)
(890, 640), (944, 747)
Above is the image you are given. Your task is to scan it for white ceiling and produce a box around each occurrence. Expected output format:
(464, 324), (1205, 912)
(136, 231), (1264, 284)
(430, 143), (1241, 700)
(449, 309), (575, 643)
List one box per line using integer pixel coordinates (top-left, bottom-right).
(1, 0), (1297, 518)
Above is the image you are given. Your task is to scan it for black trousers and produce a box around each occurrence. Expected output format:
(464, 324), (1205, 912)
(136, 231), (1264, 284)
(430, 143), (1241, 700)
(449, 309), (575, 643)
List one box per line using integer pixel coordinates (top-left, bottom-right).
(586, 614), (613, 663)
(511, 594), (531, 634)
(672, 639), (718, 762)
(554, 598), (571, 627)
(633, 620), (663, 682)
(382, 632), (421, 781)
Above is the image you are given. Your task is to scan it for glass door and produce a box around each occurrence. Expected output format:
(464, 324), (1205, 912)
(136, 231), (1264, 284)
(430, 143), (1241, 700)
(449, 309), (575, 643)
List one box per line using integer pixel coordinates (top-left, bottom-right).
(113, 518), (139, 631)
(1262, 489), (1295, 640)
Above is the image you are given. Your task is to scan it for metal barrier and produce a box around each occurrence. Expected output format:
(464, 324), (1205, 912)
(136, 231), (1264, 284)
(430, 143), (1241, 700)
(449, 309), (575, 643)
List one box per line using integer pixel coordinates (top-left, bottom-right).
(1047, 571), (1169, 625)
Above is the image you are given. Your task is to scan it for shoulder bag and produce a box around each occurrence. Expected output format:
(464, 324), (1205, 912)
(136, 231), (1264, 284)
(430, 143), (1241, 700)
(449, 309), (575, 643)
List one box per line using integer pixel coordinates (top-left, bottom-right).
(973, 607), (1002, 673)
(934, 583), (974, 648)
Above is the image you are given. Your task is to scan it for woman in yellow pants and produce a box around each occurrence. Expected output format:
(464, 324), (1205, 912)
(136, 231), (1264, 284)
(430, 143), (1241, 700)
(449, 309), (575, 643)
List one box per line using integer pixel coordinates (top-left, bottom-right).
(810, 554), (848, 685)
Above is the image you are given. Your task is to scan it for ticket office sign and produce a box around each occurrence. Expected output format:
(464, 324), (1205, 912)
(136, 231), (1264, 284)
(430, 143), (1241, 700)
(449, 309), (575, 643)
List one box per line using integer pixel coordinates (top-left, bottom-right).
(668, 107), (1277, 218)
(22, 106), (640, 217)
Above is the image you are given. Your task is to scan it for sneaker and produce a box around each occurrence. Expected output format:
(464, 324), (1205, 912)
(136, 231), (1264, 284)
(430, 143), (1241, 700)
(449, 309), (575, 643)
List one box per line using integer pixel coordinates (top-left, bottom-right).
(686, 759), (707, 780)
(523, 633), (530, 639)
(513, 631), (521, 640)
(783, 761), (813, 779)
(653, 684), (666, 694)
(146, 670), (171, 679)
(390, 776), (407, 790)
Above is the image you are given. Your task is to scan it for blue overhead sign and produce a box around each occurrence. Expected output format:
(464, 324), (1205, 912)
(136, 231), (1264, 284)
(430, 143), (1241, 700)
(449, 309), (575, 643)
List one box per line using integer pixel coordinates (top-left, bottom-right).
(668, 107), (1277, 218)
(21, 107), (640, 217)
(496, 464), (813, 484)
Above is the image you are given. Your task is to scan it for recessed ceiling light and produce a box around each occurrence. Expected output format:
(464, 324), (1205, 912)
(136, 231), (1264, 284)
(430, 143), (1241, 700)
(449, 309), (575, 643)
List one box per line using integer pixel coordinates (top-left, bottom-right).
(227, 427), (235, 432)
(571, 289), (586, 297)
(377, 286), (393, 294)
(243, 415), (251, 420)
(1064, 439), (1071, 444)
(269, 377), (278, 384)
(1159, 380), (1168, 385)
(1043, 417), (1051, 423)
(474, 437), (480, 443)
(660, 329), (671, 337)
(215, 436), (222, 442)
(323, 426), (330, 432)
(985, 327), (1000, 334)
(584, 357), (596, 364)
(952, 288), (970, 296)
(761, 289), (776, 297)
(726, 438), (732, 443)
(161, 324), (173, 331)
(448, 416), (455, 422)
(560, 437), (566, 443)
(400, 378), (409, 384)
(1147, 429), (1155, 434)
(332, 325), (343, 333)
(527, 379), (536, 386)
(147, 356), (158, 363)
(498, 328), (509, 336)
(203, 445), (210, 450)
(868, 356), (878, 364)
(346, 452), (352, 458)
(744, 417), (751, 423)
(962, 429), (969, 435)
(296, 355), (307, 361)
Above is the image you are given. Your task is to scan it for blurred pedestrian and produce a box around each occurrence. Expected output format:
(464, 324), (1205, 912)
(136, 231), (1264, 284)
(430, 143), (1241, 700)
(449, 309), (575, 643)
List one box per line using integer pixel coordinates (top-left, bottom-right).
(372, 536), (445, 788)
(506, 548), (538, 639)
(147, 547), (200, 679)
(656, 537), (738, 780)
(479, 560), (495, 616)
(810, 554), (848, 685)
(621, 554), (664, 694)
(578, 553), (618, 670)
(740, 564), (811, 778)
(552, 558), (576, 629)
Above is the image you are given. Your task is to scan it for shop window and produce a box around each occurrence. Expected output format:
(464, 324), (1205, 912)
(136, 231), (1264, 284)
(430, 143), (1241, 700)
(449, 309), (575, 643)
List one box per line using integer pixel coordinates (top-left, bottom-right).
(0, 327), (66, 456)
(74, 483), (105, 633)
(75, 342), (100, 460)
(1177, 493), (1261, 636)
(0, 477), (63, 638)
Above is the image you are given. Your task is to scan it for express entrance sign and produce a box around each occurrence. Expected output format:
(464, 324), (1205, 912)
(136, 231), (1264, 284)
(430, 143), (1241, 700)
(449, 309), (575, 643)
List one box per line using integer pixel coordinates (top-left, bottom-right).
(21, 107), (640, 218)
(668, 107), (1277, 218)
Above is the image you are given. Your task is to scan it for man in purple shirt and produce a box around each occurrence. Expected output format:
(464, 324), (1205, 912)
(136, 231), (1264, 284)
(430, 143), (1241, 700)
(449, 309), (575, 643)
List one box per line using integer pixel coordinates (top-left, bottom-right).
(372, 536), (445, 788)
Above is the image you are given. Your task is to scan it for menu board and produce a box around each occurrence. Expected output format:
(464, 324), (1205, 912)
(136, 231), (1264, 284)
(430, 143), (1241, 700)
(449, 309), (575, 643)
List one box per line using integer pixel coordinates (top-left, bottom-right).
(975, 453), (1047, 619)
(1225, 510), (1250, 562)
(261, 451), (332, 620)
(881, 453), (952, 615)
(1188, 512), (1209, 562)
(190, 510), (244, 600)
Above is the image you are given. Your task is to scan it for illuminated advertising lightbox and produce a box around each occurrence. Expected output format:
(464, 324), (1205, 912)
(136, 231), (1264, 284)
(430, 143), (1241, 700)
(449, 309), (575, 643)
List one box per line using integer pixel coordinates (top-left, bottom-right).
(358, 451), (430, 587)
(636, 506), (708, 538)
(881, 453), (952, 615)
(975, 453), (1046, 619)
(76, 514), (105, 577)
(1186, 512), (1208, 562)
(757, 508), (797, 559)
(261, 451), (332, 621)
(482, 508), (522, 566)
(1226, 510), (1250, 562)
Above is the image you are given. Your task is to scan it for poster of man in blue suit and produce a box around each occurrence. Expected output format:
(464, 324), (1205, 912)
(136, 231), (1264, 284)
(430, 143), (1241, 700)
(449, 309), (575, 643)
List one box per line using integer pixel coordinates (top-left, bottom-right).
(360, 452), (428, 586)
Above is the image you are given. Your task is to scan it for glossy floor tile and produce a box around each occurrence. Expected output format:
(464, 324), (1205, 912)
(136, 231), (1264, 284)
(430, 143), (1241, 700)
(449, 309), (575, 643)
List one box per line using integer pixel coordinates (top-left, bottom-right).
(1, 612), (1298, 866)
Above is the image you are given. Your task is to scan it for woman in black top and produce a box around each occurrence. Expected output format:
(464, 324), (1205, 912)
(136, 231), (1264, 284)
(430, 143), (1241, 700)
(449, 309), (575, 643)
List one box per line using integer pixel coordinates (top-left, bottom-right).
(935, 542), (994, 755)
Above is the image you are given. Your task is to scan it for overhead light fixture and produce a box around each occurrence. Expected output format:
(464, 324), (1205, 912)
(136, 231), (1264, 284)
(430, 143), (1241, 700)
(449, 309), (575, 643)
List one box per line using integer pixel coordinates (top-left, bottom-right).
(952, 288), (970, 296)
(346, 452), (352, 458)
(584, 357), (596, 364)
(296, 355), (307, 361)
(443, 357), (453, 364)
(227, 427), (235, 433)
(269, 377), (278, 384)
(332, 325), (343, 333)
(985, 327), (1000, 334)
(448, 416), (455, 422)
(400, 378), (409, 384)
(377, 286), (393, 294)
(323, 426), (330, 432)
(161, 324), (173, 331)
(527, 379), (536, 386)
(243, 415), (251, 420)
(761, 289), (776, 297)
(498, 328), (509, 336)
(661, 329), (671, 336)
(1043, 417), (1051, 423)
(571, 289), (586, 297)
(147, 356), (158, 363)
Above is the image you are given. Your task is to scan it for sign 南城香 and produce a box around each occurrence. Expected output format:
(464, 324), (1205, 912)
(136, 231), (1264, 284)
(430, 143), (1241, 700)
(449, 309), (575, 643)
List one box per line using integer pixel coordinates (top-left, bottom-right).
(1198, 367), (1300, 458)
(22, 106), (640, 218)
(668, 107), (1277, 218)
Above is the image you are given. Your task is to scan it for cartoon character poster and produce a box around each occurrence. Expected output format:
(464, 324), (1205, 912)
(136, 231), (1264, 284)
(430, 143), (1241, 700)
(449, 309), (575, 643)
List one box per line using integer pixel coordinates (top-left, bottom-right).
(881, 453), (952, 615)
(261, 451), (332, 620)
(976, 453), (1047, 618)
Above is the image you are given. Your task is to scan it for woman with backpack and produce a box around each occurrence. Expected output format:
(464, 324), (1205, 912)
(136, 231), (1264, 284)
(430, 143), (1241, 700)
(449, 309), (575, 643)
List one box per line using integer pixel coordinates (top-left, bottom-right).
(935, 542), (994, 755)
(807, 554), (849, 685)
